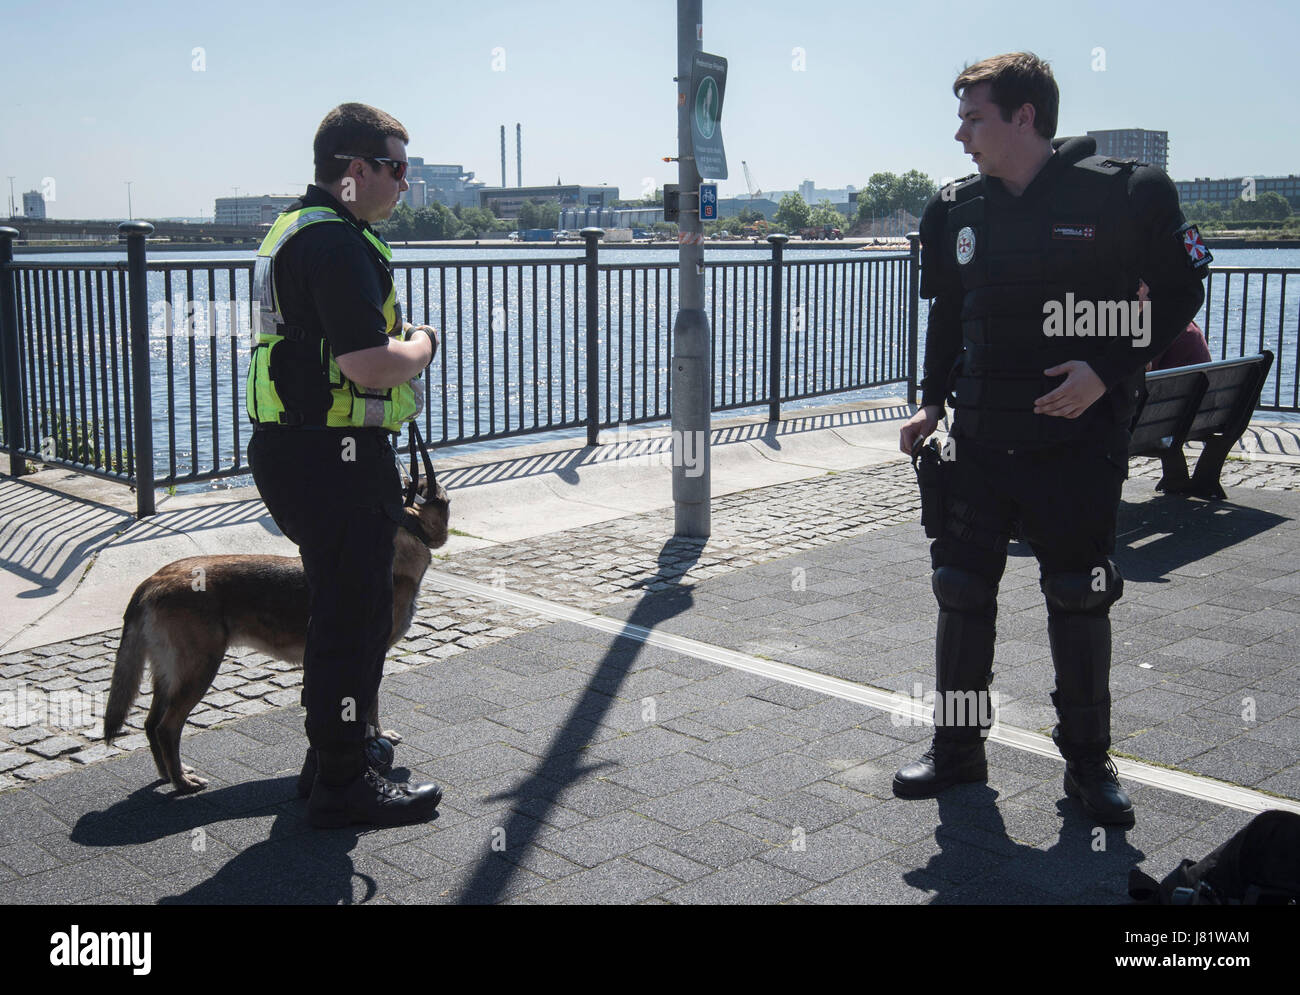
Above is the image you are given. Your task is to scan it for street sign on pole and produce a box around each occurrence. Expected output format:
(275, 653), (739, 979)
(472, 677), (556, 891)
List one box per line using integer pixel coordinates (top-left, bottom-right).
(699, 183), (717, 220)
(689, 51), (728, 180)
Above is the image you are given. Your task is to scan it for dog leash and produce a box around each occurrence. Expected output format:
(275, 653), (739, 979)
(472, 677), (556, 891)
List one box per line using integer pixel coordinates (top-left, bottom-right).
(401, 420), (438, 506)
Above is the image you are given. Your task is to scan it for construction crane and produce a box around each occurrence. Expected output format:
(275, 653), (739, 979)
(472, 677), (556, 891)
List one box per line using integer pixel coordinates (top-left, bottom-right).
(741, 160), (761, 200)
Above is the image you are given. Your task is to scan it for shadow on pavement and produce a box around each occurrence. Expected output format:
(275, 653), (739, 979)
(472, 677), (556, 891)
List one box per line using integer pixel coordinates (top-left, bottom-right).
(0, 479), (131, 594)
(66, 774), (432, 904)
(439, 405), (911, 490)
(903, 786), (1145, 904)
(452, 536), (705, 904)
(1114, 495), (1288, 583)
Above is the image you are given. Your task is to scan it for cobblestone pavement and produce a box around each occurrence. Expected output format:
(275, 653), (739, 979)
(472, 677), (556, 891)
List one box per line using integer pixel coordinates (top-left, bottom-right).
(2, 450), (1298, 903)
(0, 460), (920, 785)
(4, 453), (1300, 788)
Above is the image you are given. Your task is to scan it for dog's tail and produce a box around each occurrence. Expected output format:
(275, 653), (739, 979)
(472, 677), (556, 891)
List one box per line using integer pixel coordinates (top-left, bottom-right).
(103, 588), (149, 744)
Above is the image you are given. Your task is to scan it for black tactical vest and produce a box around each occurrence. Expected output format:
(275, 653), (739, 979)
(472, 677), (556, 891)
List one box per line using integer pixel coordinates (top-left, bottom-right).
(944, 139), (1143, 447)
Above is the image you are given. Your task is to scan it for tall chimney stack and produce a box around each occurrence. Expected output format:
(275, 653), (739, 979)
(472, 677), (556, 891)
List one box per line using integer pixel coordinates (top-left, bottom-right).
(516, 123), (522, 187)
(499, 125), (506, 187)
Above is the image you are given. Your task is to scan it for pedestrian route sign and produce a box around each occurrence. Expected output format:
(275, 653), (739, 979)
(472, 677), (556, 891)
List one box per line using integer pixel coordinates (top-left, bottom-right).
(699, 184), (717, 220)
(689, 51), (728, 180)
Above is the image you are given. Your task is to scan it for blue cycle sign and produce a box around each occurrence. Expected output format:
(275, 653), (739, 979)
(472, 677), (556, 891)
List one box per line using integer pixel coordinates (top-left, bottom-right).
(689, 51), (728, 180)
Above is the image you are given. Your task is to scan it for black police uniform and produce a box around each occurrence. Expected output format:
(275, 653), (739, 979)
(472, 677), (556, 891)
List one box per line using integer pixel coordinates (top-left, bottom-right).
(905, 136), (1210, 817)
(247, 185), (405, 785)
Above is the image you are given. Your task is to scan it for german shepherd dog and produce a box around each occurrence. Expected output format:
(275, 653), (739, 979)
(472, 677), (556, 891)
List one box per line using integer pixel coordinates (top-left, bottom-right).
(103, 476), (450, 794)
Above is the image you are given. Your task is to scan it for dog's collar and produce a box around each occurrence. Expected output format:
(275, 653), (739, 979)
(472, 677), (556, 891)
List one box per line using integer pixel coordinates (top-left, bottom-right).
(397, 512), (432, 547)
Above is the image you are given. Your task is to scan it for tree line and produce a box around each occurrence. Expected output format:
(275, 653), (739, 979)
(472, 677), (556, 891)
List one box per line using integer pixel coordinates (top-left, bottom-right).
(372, 179), (1295, 242)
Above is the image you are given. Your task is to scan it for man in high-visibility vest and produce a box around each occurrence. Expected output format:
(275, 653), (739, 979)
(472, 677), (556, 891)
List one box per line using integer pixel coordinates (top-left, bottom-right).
(247, 103), (441, 828)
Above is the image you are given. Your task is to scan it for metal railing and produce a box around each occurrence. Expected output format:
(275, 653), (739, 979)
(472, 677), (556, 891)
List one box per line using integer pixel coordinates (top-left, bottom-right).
(0, 224), (921, 516)
(6, 220), (1295, 519)
(1201, 267), (1300, 411)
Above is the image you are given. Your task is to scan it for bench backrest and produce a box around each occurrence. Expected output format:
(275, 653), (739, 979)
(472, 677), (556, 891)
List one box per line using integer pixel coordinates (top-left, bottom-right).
(1128, 352), (1273, 456)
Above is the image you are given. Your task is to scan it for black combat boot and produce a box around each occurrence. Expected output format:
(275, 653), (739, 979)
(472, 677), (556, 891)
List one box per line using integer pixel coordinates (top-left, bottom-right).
(297, 732), (397, 799)
(307, 744), (442, 829)
(894, 566), (997, 798)
(1048, 612), (1134, 827)
(893, 735), (988, 797)
(1063, 751), (1134, 827)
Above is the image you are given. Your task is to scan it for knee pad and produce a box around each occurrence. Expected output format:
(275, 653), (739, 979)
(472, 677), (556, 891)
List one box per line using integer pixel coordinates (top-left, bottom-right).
(932, 566), (996, 613)
(1042, 561), (1123, 615)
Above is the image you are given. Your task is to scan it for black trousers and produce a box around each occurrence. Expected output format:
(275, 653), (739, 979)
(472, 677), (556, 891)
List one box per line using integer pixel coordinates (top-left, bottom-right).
(930, 433), (1127, 581)
(928, 431), (1128, 749)
(248, 427), (401, 755)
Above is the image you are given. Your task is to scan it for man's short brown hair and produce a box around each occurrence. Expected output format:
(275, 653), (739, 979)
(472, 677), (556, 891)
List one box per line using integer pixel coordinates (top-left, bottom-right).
(953, 52), (1058, 140)
(313, 103), (410, 184)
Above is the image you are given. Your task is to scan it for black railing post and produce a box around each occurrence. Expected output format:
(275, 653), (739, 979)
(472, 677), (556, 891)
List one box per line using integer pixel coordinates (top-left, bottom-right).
(766, 233), (788, 422)
(0, 227), (25, 476)
(906, 230), (921, 405)
(121, 221), (155, 517)
(582, 227), (603, 446)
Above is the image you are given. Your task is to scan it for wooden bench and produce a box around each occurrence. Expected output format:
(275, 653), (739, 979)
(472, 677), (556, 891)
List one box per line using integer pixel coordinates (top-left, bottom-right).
(1128, 352), (1274, 499)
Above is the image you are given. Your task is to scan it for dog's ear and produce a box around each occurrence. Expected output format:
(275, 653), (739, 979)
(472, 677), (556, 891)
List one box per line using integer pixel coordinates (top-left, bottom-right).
(414, 476), (450, 548)
(414, 475), (449, 508)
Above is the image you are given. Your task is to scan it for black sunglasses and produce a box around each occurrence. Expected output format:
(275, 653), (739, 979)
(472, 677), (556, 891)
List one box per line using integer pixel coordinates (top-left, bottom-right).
(333, 153), (408, 181)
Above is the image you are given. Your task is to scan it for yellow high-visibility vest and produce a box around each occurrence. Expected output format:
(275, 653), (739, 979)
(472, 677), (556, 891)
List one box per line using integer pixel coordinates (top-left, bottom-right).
(246, 205), (420, 431)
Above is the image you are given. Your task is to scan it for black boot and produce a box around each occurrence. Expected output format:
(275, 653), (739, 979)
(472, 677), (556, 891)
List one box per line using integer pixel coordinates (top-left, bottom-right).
(307, 745), (442, 829)
(1061, 745), (1134, 828)
(297, 733), (397, 799)
(894, 566), (997, 798)
(1048, 612), (1133, 827)
(893, 736), (988, 797)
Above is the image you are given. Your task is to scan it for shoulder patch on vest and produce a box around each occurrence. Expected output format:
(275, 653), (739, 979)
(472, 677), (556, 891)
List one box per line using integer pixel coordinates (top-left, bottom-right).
(1177, 222), (1213, 270)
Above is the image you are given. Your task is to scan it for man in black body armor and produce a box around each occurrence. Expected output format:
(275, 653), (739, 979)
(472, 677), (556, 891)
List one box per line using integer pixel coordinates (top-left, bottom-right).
(895, 53), (1212, 826)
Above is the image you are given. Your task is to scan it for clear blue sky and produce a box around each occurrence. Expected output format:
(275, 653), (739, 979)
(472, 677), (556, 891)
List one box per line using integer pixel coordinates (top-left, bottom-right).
(2, 0), (1296, 219)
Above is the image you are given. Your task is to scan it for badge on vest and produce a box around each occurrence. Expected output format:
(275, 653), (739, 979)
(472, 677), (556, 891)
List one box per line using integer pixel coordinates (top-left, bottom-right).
(1177, 222), (1213, 269)
(955, 226), (976, 265)
(1052, 223), (1095, 240)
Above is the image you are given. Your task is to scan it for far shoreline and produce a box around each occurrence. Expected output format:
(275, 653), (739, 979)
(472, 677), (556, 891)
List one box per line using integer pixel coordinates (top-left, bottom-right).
(11, 236), (915, 255)
(12, 236), (1298, 256)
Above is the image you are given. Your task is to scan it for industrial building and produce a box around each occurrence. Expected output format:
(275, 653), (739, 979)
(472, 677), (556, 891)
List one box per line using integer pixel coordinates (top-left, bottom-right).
(560, 206), (663, 229)
(22, 190), (46, 219)
(480, 184), (620, 220)
(215, 195), (298, 225)
(400, 159), (483, 210)
(1174, 175), (1300, 211)
(1086, 129), (1169, 172)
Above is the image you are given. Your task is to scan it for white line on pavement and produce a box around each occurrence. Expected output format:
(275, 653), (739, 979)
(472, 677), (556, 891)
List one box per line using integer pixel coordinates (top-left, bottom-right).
(425, 570), (1300, 817)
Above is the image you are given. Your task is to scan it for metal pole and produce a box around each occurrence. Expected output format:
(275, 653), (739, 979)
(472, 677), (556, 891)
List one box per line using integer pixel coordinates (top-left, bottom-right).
(0, 226), (26, 476)
(126, 181), (134, 220)
(767, 233), (787, 422)
(582, 227), (603, 446)
(672, 0), (710, 538)
(906, 230), (921, 405)
(121, 221), (155, 516)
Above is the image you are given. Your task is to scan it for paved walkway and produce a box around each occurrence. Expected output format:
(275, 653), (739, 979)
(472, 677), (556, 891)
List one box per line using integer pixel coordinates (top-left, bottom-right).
(2, 404), (1299, 903)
